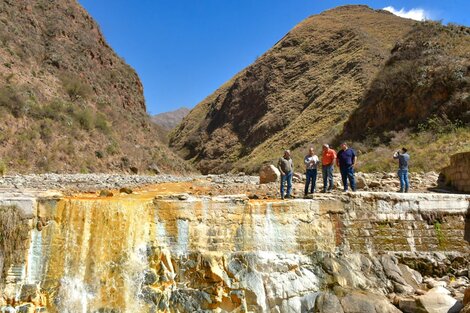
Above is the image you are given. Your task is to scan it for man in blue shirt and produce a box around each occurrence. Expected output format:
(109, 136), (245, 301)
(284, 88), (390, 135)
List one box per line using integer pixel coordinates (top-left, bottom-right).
(393, 148), (410, 193)
(336, 143), (356, 192)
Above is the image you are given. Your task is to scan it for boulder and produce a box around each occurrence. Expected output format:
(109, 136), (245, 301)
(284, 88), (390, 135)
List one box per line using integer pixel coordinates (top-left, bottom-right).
(293, 172), (303, 182)
(355, 173), (367, 189)
(148, 163), (161, 174)
(416, 287), (463, 313)
(339, 291), (401, 313)
(259, 165), (280, 184)
(315, 292), (344, 313)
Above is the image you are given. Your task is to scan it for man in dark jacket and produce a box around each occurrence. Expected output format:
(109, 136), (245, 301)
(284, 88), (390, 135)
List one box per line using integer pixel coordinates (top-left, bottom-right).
(337, 143), (356, 192)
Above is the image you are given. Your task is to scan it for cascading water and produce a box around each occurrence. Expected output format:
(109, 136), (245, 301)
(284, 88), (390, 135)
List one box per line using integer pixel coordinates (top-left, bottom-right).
(0, 191), (468, 313)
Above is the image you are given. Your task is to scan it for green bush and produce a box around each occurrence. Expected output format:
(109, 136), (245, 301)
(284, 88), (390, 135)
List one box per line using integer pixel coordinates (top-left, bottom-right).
(74, 108), (94, 130)
(0, 84), (27, 117)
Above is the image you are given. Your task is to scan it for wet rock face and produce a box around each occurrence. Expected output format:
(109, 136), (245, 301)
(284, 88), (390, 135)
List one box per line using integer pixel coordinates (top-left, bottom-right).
(0, 191), (469, 312)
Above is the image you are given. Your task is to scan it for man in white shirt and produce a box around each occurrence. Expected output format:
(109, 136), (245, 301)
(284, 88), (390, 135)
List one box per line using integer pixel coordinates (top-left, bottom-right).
(304, 147), (319, 196)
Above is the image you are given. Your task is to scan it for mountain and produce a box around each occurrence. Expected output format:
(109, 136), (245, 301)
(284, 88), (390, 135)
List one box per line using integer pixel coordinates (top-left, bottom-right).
(169, 5), (417, 174)
(0, 0), (193, 174)
(170, 5), (470, 174)
(151, 107), (191, 131)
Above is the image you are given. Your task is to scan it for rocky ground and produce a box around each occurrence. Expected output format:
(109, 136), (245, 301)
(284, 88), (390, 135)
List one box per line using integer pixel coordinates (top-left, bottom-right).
(0, 171), (444, 197)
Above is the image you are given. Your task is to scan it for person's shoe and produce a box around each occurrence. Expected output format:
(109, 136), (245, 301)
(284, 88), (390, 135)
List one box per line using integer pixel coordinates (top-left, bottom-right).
(343, 189), (348, 192)
(281, 195), (285, 200)
(405, 189), (409, 193)
(321, 189), (327, 193)
(397, 189), (404, 193)
(327, 189), (332, 193)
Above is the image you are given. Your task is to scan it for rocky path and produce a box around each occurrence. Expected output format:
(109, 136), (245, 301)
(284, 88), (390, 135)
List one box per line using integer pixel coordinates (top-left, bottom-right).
(0, 171), (444, 196)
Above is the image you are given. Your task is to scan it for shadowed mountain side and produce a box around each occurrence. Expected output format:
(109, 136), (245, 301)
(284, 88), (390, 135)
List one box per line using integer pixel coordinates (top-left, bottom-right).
(169, 5), (416, 174)
(340, 21), (470, 141)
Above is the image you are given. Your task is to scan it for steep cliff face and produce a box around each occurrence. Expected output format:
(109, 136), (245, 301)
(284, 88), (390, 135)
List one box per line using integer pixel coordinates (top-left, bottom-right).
(169, 6), (416, 174)
(0, 0), (192, 174)
(1, 188), (469, 312)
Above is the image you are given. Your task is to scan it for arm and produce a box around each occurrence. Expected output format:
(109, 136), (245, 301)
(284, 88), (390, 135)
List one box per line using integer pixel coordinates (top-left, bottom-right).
(277, 159), (285, 175)
(304, 156), (310, 166)
(352, 150), (357, 167)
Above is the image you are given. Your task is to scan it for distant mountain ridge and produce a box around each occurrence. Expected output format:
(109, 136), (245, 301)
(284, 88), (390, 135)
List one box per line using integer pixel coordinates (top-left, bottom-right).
(0, 0), (193, 174)
(151, 107), (191, 131)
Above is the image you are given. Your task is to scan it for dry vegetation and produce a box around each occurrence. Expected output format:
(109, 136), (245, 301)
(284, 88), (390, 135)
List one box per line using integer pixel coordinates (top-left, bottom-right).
(0, 0), (193, 174)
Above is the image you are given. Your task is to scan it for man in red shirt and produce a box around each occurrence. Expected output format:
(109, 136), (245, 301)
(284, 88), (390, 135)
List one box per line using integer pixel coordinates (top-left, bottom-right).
(322, 144), (336, 192)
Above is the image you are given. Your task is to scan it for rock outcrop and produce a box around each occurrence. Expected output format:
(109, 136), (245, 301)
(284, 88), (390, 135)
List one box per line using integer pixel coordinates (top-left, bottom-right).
(0, 184), (469, 312)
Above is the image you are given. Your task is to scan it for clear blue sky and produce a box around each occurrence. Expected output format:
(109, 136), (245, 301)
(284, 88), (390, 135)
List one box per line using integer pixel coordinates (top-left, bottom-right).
(78, 0), (469, 115)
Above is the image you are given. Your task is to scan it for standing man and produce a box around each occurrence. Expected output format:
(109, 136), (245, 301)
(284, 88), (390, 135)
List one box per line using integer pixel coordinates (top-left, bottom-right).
(304, 147), (319, 196)
(321, 144), (336, 193)
(337, 143), (357, 192)
(393, 148), (410, 193)
(278, 150), (294, 199)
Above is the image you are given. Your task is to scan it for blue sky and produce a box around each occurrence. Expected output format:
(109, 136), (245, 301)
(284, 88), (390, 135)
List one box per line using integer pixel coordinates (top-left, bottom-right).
(78, 1), (469, 115)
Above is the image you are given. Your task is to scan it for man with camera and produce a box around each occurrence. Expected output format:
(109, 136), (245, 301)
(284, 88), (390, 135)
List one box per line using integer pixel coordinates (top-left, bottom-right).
(393, 148), (410, 193)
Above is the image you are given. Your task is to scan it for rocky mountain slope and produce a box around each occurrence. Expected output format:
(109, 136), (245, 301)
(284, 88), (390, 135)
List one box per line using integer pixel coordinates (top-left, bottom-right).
(151, 107), (190, 131)
(342, 21), (470, 139)
(0, 0), (192, 174)
(169, 5), (469, 174)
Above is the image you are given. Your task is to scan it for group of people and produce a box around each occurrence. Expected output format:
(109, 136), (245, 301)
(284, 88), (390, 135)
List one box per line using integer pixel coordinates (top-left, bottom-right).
(277, 144), (410, 199)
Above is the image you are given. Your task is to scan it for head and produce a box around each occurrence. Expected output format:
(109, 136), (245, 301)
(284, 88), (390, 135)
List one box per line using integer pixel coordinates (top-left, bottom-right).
(340, 142), (348, 151)
(308, 147), (315, 155)
(322, 144), (329, 152)
(401, 147), (408, 154)
(284, 149), (291, 158)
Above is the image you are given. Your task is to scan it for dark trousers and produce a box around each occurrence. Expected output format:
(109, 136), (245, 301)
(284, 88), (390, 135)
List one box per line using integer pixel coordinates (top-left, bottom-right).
(304, 169), (317, 194)
(322, 164), (334, 191)
(340, 165), (356, 191)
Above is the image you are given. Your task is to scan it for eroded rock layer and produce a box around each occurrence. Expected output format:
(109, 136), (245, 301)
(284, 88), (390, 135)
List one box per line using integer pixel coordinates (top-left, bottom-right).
(0, 189), (469, 312)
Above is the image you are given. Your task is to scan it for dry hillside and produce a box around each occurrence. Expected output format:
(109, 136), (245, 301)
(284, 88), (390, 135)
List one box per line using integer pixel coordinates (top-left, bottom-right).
(0, 0), (193, 174)
(151, 107), (190, 131)
(169, 6), (417, 174)
(170, 5), (470, 174)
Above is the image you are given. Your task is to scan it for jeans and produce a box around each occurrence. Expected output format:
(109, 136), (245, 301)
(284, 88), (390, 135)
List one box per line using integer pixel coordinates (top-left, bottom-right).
(322, 164), (334, 191)
(280, 171), (293, 197)
(304, 169), (318, 194)
(398, 169), (409, 192)
(340, 165), (356, 191)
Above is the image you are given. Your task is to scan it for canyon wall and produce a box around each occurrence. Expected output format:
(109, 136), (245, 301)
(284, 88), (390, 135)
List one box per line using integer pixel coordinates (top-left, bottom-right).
(0, 191), (469, 312)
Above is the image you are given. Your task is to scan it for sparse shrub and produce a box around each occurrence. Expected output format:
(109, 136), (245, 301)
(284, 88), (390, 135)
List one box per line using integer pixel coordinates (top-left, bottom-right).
(417, 114), (463, 134)
(95, 113), (110, 134)
(61, 74), (92, 101)
(0, 84), (27, 117)
(0, 159), (6, 175)
(106, 141), (119, 155)
(74, 108), (94, 130)
(95, 150), (104, 159)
